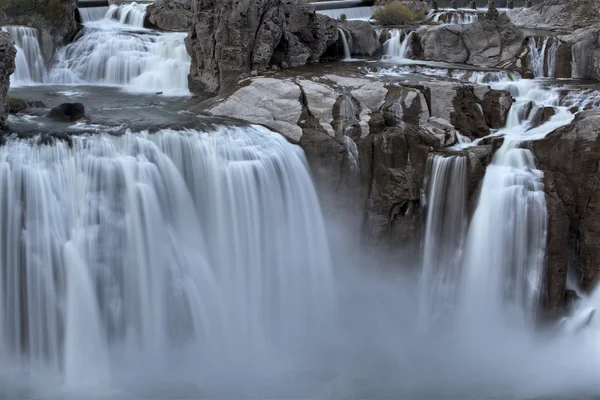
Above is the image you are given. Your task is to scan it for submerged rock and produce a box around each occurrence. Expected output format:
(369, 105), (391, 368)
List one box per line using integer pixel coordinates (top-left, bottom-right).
(8, 98), (27, 114)
(47, 103), (86, 122)
(0, 32), (16, 127)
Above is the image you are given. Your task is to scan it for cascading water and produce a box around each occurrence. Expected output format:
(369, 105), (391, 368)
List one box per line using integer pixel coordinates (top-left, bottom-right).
(0, 125), (335, 388)
(2, 26), (46, 86)
(382, 29), (413, 61)
(430, 10), (479, 24)
(418, 154), (467, 330)
(78, 6), (110, 23)
(47, 4), (190, 95)
(338, 28), (351, 61)
(528, 36), (559, 78)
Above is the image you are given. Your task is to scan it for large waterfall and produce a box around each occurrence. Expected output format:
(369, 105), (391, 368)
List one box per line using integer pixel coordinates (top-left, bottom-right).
(0, 125), (335, 391)
(2, 26), (46, 86)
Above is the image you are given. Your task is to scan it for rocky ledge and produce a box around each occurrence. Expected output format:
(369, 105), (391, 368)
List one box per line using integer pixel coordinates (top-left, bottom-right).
(202, 72), (511, 251)
(0, 32), (16, 128)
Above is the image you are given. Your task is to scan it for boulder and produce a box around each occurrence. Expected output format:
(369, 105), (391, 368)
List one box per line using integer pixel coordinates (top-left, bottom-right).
(186, 0), (338, 94)
(339, 20), (381, 56)
(7, 98), (27, 114)
(145, 0), (192, 32)
(47, 103), (85, 122)
(481, 89), (512, 128)
(528, 106), (556, 130)
(0, 32), (16, 127)
(419, 25), (468, 64)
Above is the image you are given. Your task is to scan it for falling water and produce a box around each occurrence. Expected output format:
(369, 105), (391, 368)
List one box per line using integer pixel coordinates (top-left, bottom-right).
(2, 26), (46, 85)
(528, 37), (559, 78)
(338, 28), (351, 61)
(78, 6), (111, 23)
(0, 125), (335, 386)
(317, 6), (376, 20)
(418, 154), (467, 330)
(47, 5), (190, 95)
(382, 30), (413, 61)
(430, 10), (479, 24)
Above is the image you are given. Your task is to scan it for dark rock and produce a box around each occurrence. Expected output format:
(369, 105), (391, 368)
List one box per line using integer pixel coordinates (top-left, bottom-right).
(481, 89), (512, 129)
(27, 100), (46, 109)
(186, 0), (338, 94)
(47, 103), (85, 122)
(145, 0), (192, 31)
(564, 289), (581, 314)
(339, 20), (381, 56)
(8, 98), (27, 114)
(0, 32), (16, 127)
(554, 42), (572, 78)
(528, 106), (556, 130)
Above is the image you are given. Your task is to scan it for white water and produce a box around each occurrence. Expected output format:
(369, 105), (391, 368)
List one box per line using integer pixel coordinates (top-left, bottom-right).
(338, 28), (351, 61)
(78, 6), (110, 23)
(318, 6), (376, 20)
(430, 10), (479, 24)
(418, 154), (467, 330)
(105, 3), (147, 28)
(0, 125), (334, 390)
(2, 26), (46, 86)
(382, 29), (414, 61)
(528, 36), (560, 78)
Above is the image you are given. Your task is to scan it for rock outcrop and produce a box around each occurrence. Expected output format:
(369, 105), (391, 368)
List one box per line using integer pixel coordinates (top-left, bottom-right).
(529, 110), (600, 316)
(0, 0), (79, 63)
(145, 0), (192, 32)
(560, 28), (600, 81)
(204, 74), (511, 249)
(338, 20), (381, 57)
(0, 32), (16, 127)
(418, 12), (525, 69)
(186, 0), (337, 94)
(507, 0), (600, 33)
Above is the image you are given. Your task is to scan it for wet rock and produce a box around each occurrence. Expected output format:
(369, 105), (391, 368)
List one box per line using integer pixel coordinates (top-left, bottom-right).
(47, 103), (86, 122)
(506, 0), (600, 32)
(7, 97), (27, 114)
(554, 42), (572, 79)
(481, 89), (512, 128)
(530, 110), (600, 314)
(562, 27), (600, 81)
(528, 106), (556, 129)
(339, 20), (381, 56)
(27, 100), (46, 109)
(0, 32), (16, 127)
(186, 0), (337, 94)
(564, 289), (581, 314)
(145, 0), (192, 32)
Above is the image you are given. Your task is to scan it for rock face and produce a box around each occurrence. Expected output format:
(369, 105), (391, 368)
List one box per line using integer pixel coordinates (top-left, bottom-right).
(529, 110), (600, 316)
(418, 13), (525, 68)
(0, 32), (16, 127)
(507, 0), (600, 33)
(0, 0), (79, 63)
(186, 0), (337, 94)
(205, 74), (511, 249)
(561, 28), (600, 81)
(338, 21), (381, 56)
(145, 0), (192, 32)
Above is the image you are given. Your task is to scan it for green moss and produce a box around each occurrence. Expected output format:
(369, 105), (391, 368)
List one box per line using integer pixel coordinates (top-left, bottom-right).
(372, 1), (428, 25)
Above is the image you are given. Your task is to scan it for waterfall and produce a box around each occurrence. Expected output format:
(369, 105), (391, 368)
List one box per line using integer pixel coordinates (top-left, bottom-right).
(528, 37), (559, 78)
(2, 26), (46, 86)
(317, 6), (376, 20)
(338, 28), (351, 61)
(430, 10), (479, 24)
(47, 5), (190, 95)
(418, 154), (467, 330)
(78, 6), (110, 23)
(382, 30), (413, 61)
(0, 125), (335, 381)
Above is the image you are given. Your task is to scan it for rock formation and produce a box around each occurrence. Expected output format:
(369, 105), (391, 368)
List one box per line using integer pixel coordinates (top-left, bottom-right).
(338, 21), (382, 57)
(145, 0), (192, 32)
(418, 12), (525, 69)
(185, 0), (338, 94)
(507, 0), (600, 33)
(529, 110), (600, 316)
(204, 74), (511, 249)
(0, 32), (16, 127)
(0, 0), (79, 63)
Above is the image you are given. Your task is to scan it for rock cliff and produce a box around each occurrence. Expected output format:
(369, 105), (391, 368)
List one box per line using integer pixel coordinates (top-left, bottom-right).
(185, 0), (338, 94)
(0, 32), (16, 127)
(145, 0), (192, 32)
(203, 74), (511, 250)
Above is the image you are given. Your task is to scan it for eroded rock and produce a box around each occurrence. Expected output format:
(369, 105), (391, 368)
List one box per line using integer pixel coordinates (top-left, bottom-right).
(0, 32), (16, 127)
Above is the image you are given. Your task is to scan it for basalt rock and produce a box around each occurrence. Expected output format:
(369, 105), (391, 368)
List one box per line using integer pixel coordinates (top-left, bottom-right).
(506, 0), (600, 33)
(145, 0), (192, 32)
(47, 102), (86, 122)
(0, 32), (16, 128)
(205, 74), (513, 250)
(186, 0), (338, 94)
(529, 110), (600, 315)
(338, 20), (382, 56)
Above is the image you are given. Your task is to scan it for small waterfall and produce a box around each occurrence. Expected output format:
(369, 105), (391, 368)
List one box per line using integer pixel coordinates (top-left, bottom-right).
(338, 28), (351, 61)
(47, 5), (190, 95)
(528, 37), (560, 78)
(317, 6), (376, 20)
(383, 30), (413, 61)
(430, 10), (479, 24)
(0, 125), (335, 380)
(78, 6), (110, 23)
(418, 154), (467, 330)
(105, 3), (147, 28)
(2, 26), (46, 86)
